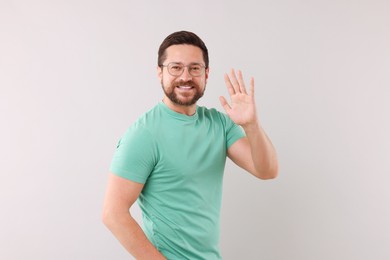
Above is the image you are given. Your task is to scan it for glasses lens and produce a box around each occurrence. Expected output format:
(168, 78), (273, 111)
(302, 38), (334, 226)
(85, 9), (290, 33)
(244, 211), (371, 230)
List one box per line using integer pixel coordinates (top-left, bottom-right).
(168, 63), (184, 76)
(189, 64), (203, 76)
(166, 63), (205, 77)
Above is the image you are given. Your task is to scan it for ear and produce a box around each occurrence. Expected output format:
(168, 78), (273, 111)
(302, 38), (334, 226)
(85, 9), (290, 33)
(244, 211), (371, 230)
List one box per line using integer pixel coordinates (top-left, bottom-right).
(205, 67), (210, 83)
(157, 66), (163, 81)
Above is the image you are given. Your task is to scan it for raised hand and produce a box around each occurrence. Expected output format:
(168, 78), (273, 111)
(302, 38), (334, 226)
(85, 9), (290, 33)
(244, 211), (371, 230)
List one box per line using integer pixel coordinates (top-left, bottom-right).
(219, 69), (258, 127)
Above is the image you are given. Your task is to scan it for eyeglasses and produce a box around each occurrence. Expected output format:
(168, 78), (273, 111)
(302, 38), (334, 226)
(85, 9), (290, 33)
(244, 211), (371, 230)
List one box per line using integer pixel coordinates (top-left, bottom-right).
(159, 62), (206, 77)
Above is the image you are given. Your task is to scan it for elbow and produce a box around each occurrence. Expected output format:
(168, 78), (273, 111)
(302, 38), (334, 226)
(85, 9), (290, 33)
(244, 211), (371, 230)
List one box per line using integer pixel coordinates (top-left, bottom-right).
(102, 207), (119, 230)
(259, 172), (278, 180)
(102, 208), (113, 229)
(257, 170), (278, 180)
(255, 163), (279, 180)
(102, 206), (132, 231)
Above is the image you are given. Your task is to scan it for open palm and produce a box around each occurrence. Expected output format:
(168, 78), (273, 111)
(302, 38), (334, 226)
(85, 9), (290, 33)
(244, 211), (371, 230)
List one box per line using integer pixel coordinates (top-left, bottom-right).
(219, 69), (257, 127)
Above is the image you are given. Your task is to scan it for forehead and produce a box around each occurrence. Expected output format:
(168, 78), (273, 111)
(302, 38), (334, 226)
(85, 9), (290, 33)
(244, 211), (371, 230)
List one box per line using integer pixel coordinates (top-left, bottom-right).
(164, 44), (204, 64)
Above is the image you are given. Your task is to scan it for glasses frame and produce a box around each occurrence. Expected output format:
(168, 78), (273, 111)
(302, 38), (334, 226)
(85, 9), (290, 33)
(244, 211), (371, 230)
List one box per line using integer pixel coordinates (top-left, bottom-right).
(159, 62), (207, 77)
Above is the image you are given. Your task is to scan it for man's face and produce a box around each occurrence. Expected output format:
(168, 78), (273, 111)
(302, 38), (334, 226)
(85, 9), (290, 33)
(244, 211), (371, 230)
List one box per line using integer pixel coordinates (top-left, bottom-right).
(158, 44), (209, 106)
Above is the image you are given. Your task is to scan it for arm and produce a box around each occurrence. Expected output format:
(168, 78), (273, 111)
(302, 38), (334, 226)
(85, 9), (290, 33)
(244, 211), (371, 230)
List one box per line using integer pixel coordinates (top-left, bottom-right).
(220, 69), (278, 179)
(102, 173), (166, 259)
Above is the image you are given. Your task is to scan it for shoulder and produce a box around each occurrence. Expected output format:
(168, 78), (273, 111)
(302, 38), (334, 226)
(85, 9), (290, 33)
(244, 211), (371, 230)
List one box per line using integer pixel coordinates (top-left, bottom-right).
(120, 104), (161, 142)
(197, 105), (226, 121)
(136, 104), (161, 124)
(129, 103), (163, 131)
(197, 105), (235, 128)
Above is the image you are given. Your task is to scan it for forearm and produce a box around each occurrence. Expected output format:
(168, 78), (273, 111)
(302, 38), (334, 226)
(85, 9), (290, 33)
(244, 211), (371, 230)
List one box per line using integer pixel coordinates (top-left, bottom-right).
(242, 121), (278, 179)
(103, 212), (166, 260)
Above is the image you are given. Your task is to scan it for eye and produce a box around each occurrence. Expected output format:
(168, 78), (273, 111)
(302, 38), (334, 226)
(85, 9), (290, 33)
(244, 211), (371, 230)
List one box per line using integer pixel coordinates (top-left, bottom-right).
(170, 64), (183, 71)
(190, 65), (201, 71)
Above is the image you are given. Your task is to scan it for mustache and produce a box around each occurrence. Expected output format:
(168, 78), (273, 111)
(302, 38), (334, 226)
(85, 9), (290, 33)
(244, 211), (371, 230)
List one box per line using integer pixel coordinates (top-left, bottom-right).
(172, 80), (198, 88)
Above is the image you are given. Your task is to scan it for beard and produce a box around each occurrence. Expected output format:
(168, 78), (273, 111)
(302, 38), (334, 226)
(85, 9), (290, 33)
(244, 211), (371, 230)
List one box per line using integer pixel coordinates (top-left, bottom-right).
(161, 79), (206, 106)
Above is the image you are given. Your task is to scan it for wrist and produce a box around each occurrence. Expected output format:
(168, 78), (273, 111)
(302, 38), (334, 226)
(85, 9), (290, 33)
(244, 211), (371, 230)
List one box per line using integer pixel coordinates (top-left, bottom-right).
(242, 120), (261, 133)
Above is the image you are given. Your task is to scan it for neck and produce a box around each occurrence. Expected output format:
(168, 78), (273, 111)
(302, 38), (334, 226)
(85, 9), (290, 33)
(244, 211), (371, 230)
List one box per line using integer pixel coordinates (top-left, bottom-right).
(162, 97), (197, 116)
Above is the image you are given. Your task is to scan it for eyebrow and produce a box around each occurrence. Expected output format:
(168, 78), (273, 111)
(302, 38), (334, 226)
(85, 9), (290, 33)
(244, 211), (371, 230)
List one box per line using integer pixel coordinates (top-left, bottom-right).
(170, 62), (205, 66)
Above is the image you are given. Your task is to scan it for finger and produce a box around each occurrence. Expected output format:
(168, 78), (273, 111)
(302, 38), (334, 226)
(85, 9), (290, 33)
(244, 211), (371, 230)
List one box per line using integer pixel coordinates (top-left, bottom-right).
(250, 77), (255, 97)
(219, 96), (231, 113)
(237, 70), (247, 95)
(229, 68), (241, 93)
(224, 73), (235, 96)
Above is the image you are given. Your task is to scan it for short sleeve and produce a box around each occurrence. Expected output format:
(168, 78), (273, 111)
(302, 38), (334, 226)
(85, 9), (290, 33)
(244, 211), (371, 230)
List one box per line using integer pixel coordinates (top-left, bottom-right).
(218, 112), (246, 149)
(109, 122), (158, 184)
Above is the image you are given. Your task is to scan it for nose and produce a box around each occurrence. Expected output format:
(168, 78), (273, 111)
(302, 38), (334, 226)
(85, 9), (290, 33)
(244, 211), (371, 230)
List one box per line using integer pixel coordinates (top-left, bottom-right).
(179, 67), (192, 81)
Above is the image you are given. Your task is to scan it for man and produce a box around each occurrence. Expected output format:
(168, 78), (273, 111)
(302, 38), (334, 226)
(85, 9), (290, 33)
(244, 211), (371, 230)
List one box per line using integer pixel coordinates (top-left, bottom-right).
(102, 31), (278, 259)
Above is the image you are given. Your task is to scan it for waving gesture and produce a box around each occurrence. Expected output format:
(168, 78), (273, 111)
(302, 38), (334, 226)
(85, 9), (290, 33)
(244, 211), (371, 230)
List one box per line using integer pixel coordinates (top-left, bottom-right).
(219, 69), (258, 127)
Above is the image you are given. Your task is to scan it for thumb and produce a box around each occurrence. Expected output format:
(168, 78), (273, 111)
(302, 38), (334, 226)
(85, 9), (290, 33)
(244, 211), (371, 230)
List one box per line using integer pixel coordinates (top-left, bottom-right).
(219, 96), (231, 113)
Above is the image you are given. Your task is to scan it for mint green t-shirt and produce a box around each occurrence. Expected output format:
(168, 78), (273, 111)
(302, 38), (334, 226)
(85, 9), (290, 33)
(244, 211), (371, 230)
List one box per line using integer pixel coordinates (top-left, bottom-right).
(110, 102), (245, 259)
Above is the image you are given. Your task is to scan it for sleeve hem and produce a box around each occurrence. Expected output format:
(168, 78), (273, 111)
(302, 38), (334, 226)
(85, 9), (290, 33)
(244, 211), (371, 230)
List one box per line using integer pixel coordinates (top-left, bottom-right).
(110, 168), (148, 184)
(227, 134), (246, 149)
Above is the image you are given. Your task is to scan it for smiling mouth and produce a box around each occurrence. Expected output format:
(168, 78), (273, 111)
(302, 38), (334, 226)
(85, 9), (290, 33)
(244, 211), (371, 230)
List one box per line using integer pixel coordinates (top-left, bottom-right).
(177, 86), (194, 90)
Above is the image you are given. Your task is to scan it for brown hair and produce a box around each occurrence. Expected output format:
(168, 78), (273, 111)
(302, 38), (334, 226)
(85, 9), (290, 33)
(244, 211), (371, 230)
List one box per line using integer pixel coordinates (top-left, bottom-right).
(158, 31), (209, 68)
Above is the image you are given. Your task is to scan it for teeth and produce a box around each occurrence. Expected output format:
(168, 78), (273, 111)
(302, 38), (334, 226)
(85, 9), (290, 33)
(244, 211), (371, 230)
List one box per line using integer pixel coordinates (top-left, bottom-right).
(178, 86), (192, 89)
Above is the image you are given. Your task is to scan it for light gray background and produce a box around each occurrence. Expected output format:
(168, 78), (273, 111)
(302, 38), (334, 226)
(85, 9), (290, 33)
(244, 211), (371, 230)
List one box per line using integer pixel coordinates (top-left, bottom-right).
(1, 0), (389, 259)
